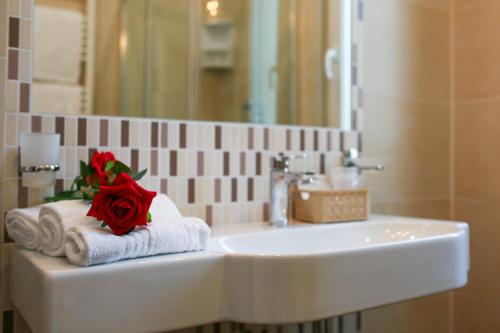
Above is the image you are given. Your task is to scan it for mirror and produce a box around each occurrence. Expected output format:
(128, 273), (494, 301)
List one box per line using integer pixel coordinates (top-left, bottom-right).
(32, 0), (353, 129)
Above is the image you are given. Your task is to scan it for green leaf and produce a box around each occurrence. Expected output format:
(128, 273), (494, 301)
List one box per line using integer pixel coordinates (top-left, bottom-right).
(80, 160), (92, 177)
(100, 222), (107, 228)
(44, 190), (82, 202)
(132, 169), (147, 181)
(111, 161), (131, 175)
(147, 211), (152, 223)
(105, 160), (115, 171)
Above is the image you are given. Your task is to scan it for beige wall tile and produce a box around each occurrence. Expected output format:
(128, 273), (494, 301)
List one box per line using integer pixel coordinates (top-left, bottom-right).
(454, 2), (500, 101)
(19, 18), (30, 50)
(363, 293), (452, 333)
(0, 0), (7, 57)
(7, 81), (19, 112)
(363, 94), (450, 202)
(0, 57), (5, 107)
(18, 50), (30, 82)
(364, 0), (450, 103)
(453, 198), (500, 333)
(454, 99), (500, 200)
(9, 0), (20, 16)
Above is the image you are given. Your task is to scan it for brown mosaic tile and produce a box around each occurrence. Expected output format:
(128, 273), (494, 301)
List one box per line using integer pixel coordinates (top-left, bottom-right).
(248, 127), (254, 150)
(247, 178), (254, 201)
(169, 150), (177, 176)
(151, 122), (159, 148)
(300, 130), (305, 151)
(197, 151), (204, 176)
(286, 129), (291, 151)
(214, 178), (221, 203)
(31, 115), (41, 132)
(8, 49), (18, 80)
(55, 179), (64, 195)
(179, 123), (187, 149)
(256, 152), (262, 176)
(352, 111), (357, 131)
(231, 178), (237, 202)
(77, 118), (87, 146)
(188, 178), (195, 204)
(55, 117), (65, 145)
(9, 17), (19, 48)
(223, 152), (230, 176)
(240, 152), (246, 176)
(19, 82), (29, 113)
(340, 132), (345, 151)
(17, 179), (28, 209)
(320, 154), (325, 174)
(358, 132), (363, 152)
(215, 125), (222, 149)
(88, 148), (97, 162)
(130, 149), (138, 174)
(205, 205), (213, 226)
(161, 179), (168, 194)
(263, 202), (269, 221)
(327, 132), (332, 151)
(121, 120), (129, 147)
(161, 123), (168, 148)
(151, 150), (158, 176)
(314, 130), (319, 151)
(263, 128), (269, 150)
(99, 119), (108, 146)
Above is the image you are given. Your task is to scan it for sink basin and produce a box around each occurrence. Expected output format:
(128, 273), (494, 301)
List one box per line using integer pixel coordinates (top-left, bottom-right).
(211, 219), (466, 255)
(210, 217), (469, 324)
(10, 215), (469, 333)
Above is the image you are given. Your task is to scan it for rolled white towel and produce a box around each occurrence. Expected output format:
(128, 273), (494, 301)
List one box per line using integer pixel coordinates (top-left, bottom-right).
(5, 207), (42, 250)
(64, 194), (211, 266)
(39, 200), (97, 257)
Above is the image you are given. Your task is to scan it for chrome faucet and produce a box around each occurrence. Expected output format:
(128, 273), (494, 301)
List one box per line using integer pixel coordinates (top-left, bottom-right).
(269, 153), (314, 227)
(341, 148), (384, 174)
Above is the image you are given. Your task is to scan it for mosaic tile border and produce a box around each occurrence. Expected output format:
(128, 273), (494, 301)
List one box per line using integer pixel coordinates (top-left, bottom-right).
(3, 112), (360, 227)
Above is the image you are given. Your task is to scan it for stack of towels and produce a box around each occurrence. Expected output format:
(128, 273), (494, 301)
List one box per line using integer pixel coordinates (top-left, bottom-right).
(5, 194), (211, 267)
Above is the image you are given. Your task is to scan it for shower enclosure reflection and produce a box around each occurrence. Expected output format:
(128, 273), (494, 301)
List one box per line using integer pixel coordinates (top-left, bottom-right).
(32, 0), (352, 128)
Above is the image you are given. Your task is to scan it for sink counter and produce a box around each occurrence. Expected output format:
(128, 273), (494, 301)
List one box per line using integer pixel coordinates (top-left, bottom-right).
(10, 215), (469, 333)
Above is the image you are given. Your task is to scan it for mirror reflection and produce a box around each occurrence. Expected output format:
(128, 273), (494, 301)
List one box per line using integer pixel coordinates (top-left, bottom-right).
(32, 0), (351, 128)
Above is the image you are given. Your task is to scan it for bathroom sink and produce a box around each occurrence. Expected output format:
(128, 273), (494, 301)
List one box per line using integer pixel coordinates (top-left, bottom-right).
(10, 215), (469, 333)
(210, 219), (467, 255)
(209, 217), (469, 324)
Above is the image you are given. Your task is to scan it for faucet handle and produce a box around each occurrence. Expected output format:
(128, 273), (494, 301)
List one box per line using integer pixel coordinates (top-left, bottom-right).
(271, 153), (307, 171)
(341, 148), (384, 173)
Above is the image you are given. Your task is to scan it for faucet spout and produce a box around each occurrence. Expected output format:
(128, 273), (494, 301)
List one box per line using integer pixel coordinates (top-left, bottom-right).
(269, 154), (314, 227)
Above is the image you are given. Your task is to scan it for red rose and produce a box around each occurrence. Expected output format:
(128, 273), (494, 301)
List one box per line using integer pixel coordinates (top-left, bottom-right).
(90, 151), (117, 184)
(87, 173), (157, 235)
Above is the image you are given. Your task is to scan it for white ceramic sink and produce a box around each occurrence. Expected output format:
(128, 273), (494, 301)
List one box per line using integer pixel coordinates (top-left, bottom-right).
(10, 215), (469, 333)
(210, 217), (469, 324)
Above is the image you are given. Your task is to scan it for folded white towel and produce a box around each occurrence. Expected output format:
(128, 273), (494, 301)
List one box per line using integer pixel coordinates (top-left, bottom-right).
(32, 82), (83, 115)
(5, 207), (42, 250)
(39, 200), (97, 257)
(33, 5), (84, 83)
(64, 194), (211, 266)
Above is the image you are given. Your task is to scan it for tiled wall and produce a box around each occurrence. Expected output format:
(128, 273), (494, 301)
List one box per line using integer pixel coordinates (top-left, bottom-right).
(3, 113), (359, 222)
(361, 0), (453, 333)
(0, 0), (365, 333)
(453, 1), (500, 332)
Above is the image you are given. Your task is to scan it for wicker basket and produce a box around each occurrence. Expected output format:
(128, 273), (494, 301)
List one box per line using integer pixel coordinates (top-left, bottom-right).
(293, 188), (369, 223)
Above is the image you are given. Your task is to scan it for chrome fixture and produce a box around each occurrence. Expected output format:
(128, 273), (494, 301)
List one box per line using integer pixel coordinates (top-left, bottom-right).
(270, 153), (314, 227)
(20, 133), (61, 188)
(341, 148), (384, 173)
